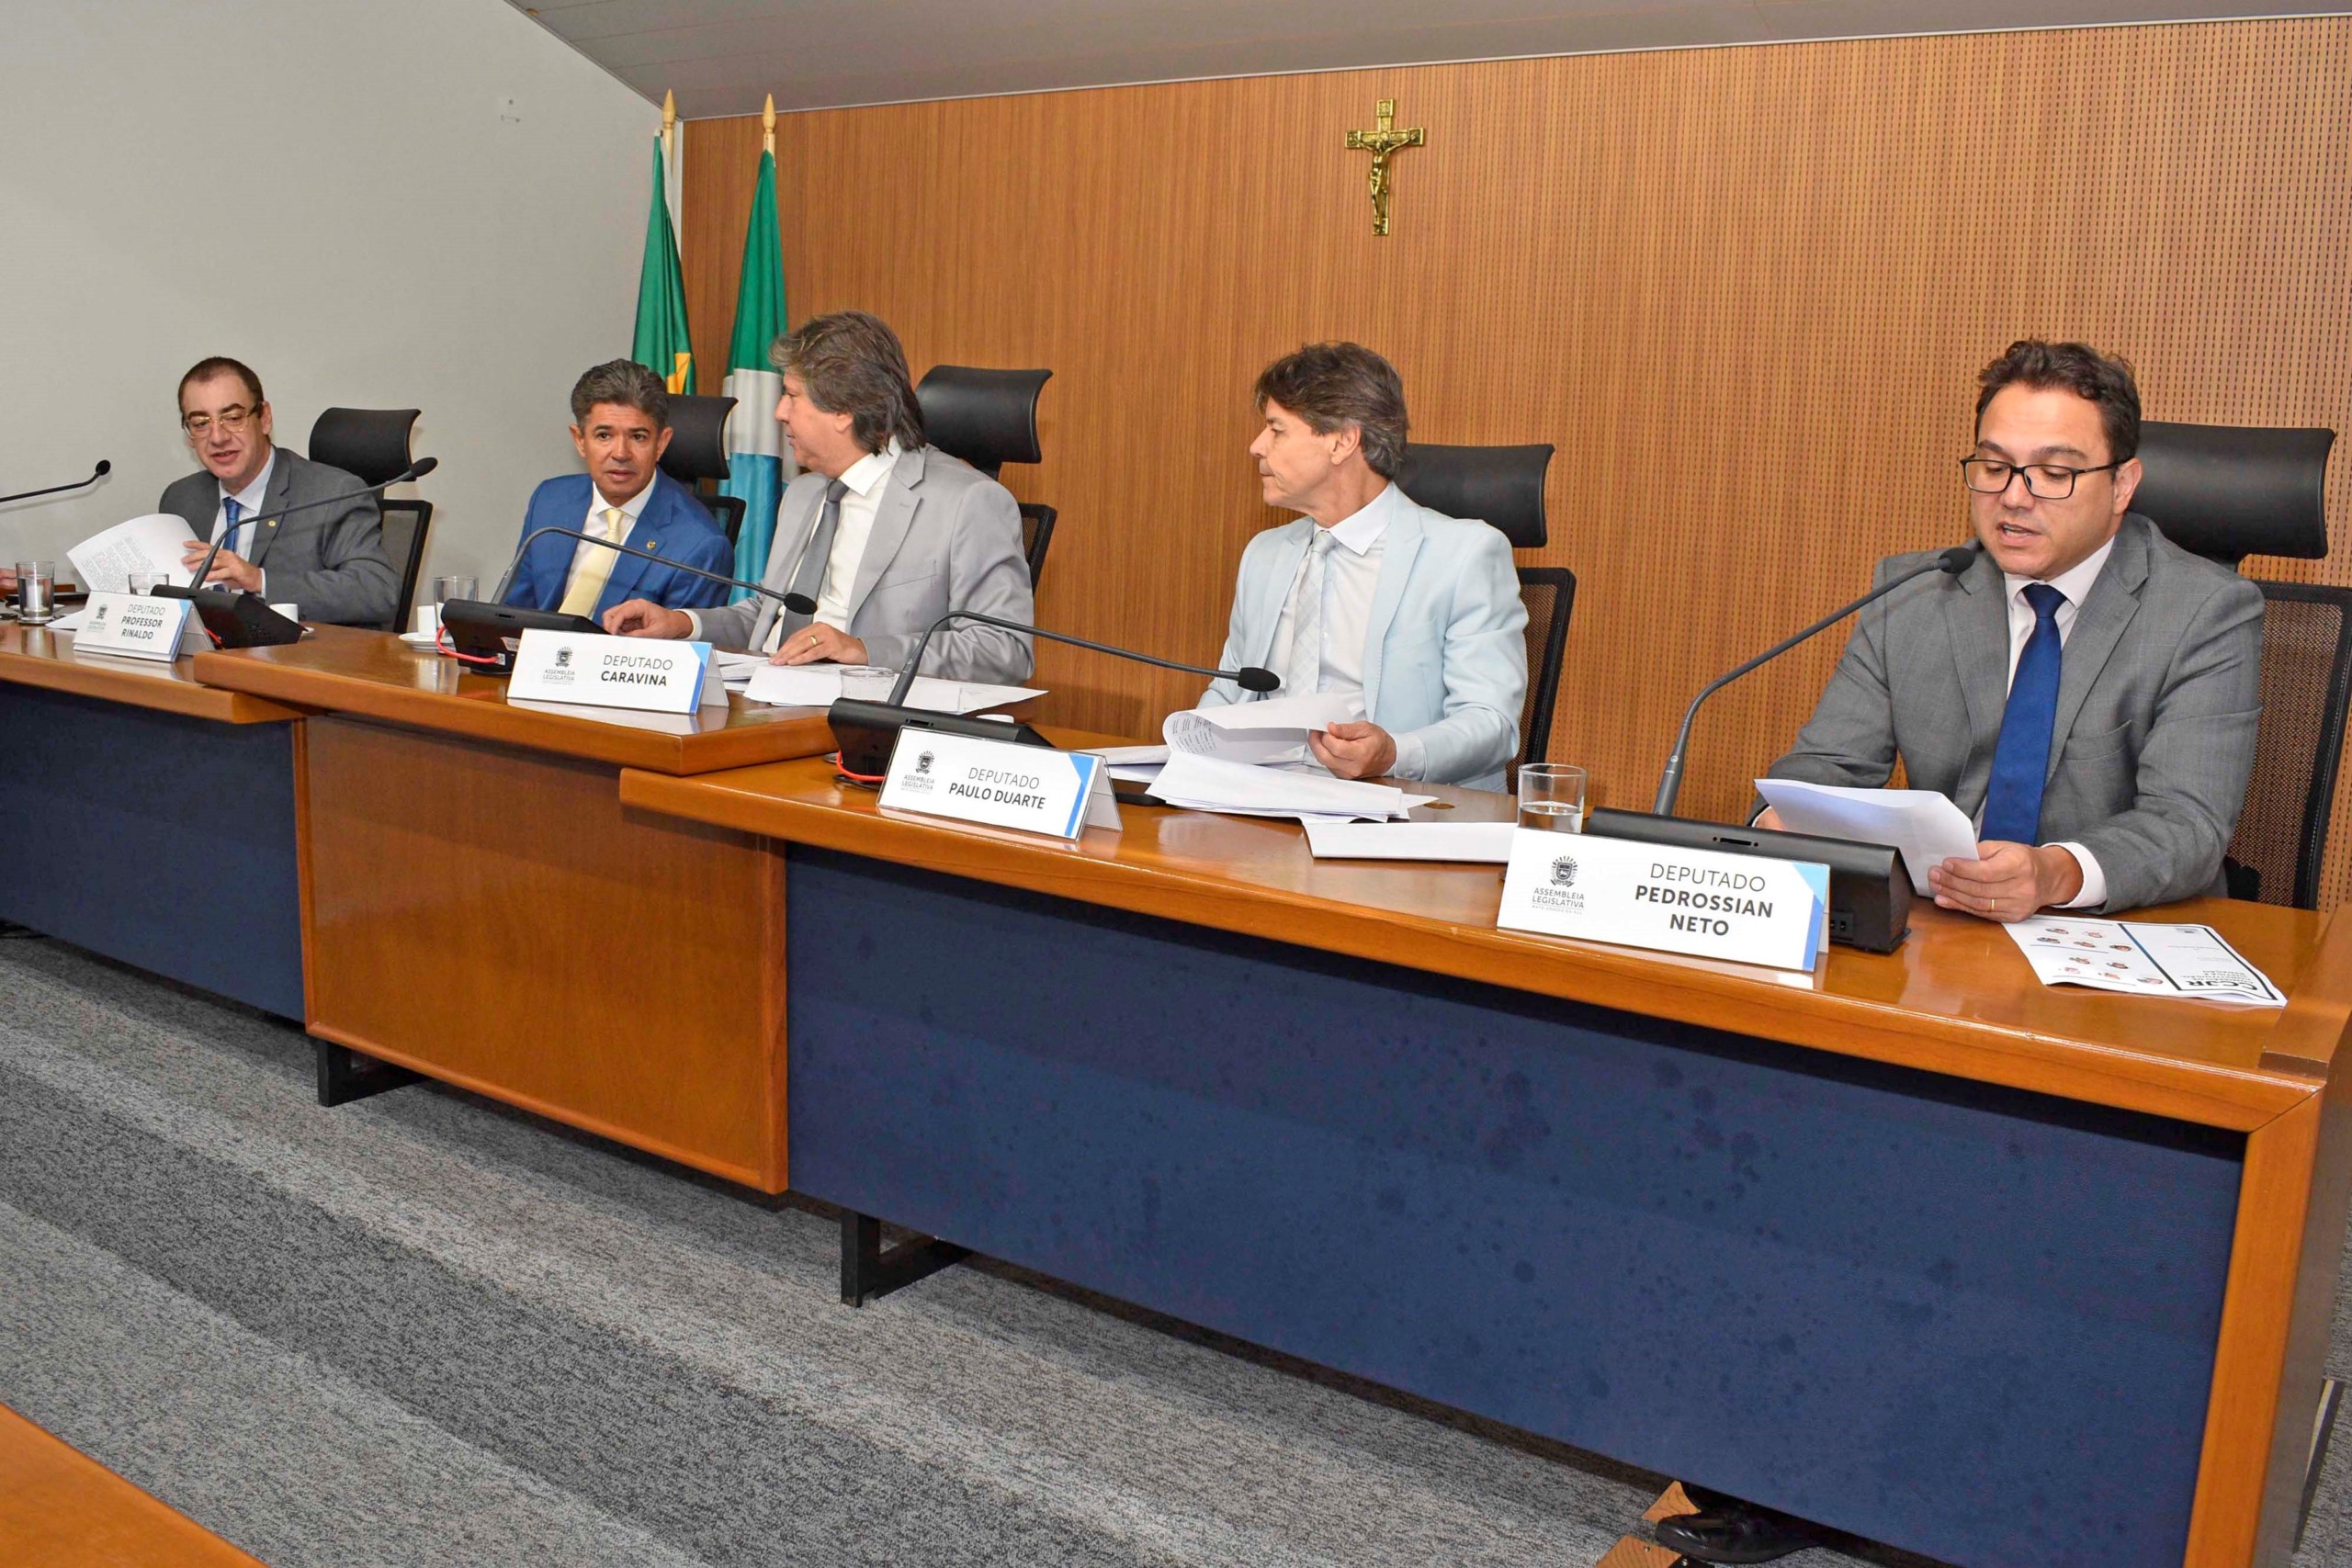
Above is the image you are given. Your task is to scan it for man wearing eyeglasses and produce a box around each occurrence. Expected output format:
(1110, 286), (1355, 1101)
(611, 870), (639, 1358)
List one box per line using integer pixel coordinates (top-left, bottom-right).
(157, 356), (398, 626)
(1752, 338), (2262, 942)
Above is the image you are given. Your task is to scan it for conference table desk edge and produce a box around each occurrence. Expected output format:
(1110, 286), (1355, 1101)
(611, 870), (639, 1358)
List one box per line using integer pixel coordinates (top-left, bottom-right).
(0, 636), (301, 725)
(617, 761), (2349, 1136)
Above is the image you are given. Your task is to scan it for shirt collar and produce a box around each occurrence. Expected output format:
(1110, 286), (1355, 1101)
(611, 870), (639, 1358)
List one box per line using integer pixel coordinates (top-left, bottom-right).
(593, 472), (658, 525)
(1316, 481), (1397, 557)
(2003, 534), (2116, 609)
(220, 446), (276, 513)
(839, 438), (902, 499)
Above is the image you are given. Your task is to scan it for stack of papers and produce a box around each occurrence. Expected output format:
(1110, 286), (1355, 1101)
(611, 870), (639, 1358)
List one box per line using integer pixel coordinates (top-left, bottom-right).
(1146, 751), (1428, 822)
(1752, 779), (1979, 894)
(1164, 694), (1363, 764)
(67, 515), (198, 594)
(2006, 917), (2284, 1006)
(741, 660), (1043, 716)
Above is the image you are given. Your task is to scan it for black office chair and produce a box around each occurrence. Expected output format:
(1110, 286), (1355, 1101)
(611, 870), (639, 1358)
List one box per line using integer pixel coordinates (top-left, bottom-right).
(659, 393), (746, 547)
(1396, 443), (1575, 784)
(916, 367), (1057, 588)
(2132, 420), (2345, 908)
(308, 408), (430, 632)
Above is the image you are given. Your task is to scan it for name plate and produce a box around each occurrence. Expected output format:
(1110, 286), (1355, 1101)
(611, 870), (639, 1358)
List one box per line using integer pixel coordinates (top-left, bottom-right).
(1498, 829), (1830, 973)
(507, 630), (723, 713)
(71, 592), (207, 661)
(879, 728), (1121, 840)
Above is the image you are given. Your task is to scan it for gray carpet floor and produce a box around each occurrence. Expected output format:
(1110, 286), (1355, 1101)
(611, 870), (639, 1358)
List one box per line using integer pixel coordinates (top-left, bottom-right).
(2, 931), (2349, 1568)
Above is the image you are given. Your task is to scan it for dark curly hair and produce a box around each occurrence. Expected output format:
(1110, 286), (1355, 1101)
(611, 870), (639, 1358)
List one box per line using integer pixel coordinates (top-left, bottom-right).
(1975, 339), (2141, 462)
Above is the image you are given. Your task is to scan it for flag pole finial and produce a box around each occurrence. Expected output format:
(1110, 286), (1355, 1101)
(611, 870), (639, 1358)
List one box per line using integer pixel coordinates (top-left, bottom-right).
(763, 95), (775, 155)
(662, 89), (677, 154)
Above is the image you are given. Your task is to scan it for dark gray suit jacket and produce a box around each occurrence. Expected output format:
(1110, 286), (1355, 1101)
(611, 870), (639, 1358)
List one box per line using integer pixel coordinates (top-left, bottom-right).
(1767, 514), (2264, 911)
(158, 447), (398, 627)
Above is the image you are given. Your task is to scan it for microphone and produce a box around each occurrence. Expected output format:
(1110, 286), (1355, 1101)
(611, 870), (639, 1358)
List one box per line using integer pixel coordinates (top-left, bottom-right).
(164, 457), (438, 603)
(0, 460), (111, 507)
(481, 525), (802, 616)
(828, 610), (1281, 778)
(1652, 539), (1983, 817)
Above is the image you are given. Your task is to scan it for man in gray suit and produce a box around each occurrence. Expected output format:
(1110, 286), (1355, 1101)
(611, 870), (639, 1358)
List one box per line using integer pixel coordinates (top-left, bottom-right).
(605, 310), (1033, 683)
(159, 356), (398, 627)
(1758, 340), (2263, 927)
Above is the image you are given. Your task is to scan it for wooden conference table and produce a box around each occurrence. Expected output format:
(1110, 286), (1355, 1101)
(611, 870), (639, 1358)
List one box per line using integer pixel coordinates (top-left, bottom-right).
(615, 751), (2352, 1568)
(0, 622), (305, 1015)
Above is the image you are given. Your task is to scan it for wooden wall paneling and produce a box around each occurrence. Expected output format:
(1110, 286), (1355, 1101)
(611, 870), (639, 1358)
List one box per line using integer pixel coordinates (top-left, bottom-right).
(683, 18), (2352, 902)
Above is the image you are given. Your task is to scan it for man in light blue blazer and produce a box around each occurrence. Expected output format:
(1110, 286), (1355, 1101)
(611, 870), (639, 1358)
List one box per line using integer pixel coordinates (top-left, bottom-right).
(1200, 343), (1527, 791)
(501, 360), (732, 620)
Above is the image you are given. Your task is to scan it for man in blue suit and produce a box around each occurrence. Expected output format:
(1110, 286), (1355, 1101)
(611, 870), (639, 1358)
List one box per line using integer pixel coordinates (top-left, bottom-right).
(502, 360), (732, 619)
(1200, 343), (1528, 791)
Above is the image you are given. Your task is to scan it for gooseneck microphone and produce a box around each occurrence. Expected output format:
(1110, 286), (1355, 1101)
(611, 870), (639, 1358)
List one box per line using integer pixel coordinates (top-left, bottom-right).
(0, 460), (110, 507)
(481, 525), (803, 614)
(826, 610), (1280, 777)
(1651, 539), (1983, 817)
(164, 457), (439, 599)
(885, 608), (1279, 705)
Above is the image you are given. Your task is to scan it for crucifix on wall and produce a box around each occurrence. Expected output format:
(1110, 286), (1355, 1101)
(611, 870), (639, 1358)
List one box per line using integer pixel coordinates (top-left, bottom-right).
(1344, 98), (1425, 236)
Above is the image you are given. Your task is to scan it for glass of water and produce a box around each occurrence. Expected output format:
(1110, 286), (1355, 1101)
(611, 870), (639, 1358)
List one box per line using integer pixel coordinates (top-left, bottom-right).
(1517, 763), (1587, 833)
(432, 575), (478, 615)
(127, 571), (163, 596)
(15, 561), (55, 626)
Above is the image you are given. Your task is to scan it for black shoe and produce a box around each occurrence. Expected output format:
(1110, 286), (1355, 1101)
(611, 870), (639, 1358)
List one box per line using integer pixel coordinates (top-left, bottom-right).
(1654, 1493), (1816, 1564)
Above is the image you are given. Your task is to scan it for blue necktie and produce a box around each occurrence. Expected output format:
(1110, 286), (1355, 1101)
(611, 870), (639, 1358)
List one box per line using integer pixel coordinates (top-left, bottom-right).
(222, 497), (245, 560)
(1981, 582), (2066, 844)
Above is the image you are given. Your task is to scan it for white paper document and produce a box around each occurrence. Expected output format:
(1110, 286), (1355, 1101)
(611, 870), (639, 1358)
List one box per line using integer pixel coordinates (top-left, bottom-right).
(2005, 917), (2284, 1006)
(1162, 694), (1363, 764)
(66, 514), (200, 595)
(1080, 744), (1171, 766)
(1752, 779), (1979, 894)
(1147, 750), (1408, 820)
(1303, 820), (1515, 863)
(741, 661), (1043, 715)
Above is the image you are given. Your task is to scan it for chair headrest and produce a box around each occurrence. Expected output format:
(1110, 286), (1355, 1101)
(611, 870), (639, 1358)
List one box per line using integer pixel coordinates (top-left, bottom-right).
(2131, 420), (2335, 565)
(659, 394), (739, 486)
(1395, 443), (1554, 548)
(307, 408), (420, 487)
(916, 367), (1052, 478)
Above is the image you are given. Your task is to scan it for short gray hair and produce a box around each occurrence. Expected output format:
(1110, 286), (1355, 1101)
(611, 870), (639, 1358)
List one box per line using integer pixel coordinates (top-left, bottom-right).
(770, 310), (925, 454)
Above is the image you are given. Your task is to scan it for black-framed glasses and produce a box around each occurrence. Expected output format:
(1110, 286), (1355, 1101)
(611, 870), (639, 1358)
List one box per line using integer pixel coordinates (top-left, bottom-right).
(1959, 456), (2120, 500)
(183, 405), (256, 438)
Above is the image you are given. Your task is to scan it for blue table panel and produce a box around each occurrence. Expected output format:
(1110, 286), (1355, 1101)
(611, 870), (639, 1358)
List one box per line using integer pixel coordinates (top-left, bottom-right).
(0, 682), (303, 1018)
(785, 845), (2242, 1568)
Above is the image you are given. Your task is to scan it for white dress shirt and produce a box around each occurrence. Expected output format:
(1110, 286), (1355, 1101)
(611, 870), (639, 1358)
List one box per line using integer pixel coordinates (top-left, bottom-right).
(1997, 536), (2117, 908)
(565, 474), (656, 598)
(211, 448), (277, 593)
(1266, 482), (1429, 780)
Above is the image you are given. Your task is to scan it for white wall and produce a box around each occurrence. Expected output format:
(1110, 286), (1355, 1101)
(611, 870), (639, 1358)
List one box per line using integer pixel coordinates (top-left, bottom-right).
(0, 0), (660, 594)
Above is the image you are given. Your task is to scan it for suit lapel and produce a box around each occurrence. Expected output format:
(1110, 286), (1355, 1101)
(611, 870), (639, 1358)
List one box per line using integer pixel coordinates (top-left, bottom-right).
(1360, 498), (1423, 716)
(843, 446), (926, 624)
(1943, 552), (2011, 793)
(2044, 521), (2148, 782)
(1247, 525), (1312, 669)
(247, 450), (293, 568)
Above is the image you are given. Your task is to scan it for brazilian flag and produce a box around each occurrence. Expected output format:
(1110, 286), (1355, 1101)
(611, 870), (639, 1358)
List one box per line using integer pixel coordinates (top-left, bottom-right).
(632, 136), (694, 394)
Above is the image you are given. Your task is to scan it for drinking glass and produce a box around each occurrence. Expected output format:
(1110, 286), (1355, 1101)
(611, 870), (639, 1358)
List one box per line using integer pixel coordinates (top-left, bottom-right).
(127, 571), (163, 596)
(432, 574), (478, 612)
(1516, 763), (1587, 833)
(15, 562), (55, 626)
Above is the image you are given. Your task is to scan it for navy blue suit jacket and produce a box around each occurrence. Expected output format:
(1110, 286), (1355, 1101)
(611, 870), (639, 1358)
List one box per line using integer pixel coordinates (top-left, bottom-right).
(502, 471), (732, 618)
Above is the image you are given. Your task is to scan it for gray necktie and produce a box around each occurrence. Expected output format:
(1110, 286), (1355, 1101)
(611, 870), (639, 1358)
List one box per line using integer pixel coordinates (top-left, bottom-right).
(776, 478), (851, 643)
(1283, 528), (1338, 697)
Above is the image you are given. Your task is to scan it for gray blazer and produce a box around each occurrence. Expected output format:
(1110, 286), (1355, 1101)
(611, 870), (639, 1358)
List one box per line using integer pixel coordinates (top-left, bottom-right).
(1766, 514), (2264, 911)
(158, 448), (398, 627)
(699, 445), (1034, 683)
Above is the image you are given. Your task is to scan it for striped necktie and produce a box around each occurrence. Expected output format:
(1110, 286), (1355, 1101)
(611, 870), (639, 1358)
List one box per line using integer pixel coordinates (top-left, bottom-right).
(1283, 528), (1339, 697)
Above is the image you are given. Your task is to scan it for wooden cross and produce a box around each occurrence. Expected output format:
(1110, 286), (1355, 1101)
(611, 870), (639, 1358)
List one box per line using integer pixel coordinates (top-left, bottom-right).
(1344, 98), (1425, 237)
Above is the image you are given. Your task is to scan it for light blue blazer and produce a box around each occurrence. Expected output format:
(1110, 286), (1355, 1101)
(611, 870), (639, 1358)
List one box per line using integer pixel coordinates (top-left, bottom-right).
(1200, 486), (1528, 791)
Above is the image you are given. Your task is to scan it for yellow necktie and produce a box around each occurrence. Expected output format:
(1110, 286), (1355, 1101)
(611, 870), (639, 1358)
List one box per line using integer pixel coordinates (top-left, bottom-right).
(560, 507), (623, 617)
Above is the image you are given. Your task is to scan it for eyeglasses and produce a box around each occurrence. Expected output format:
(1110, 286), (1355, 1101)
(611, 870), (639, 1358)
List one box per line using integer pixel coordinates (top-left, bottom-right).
(183, 405), (256, 438)
(1959, 456), (2120, 501)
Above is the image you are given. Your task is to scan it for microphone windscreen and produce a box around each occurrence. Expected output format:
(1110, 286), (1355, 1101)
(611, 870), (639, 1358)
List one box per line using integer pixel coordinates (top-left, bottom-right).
(1938, 540), (1983, 574)
(1236, 667), (1282, 693)
(93, 459), (111, 477)
(404, 457), (440, 479)
(782, 592), (819, 615)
